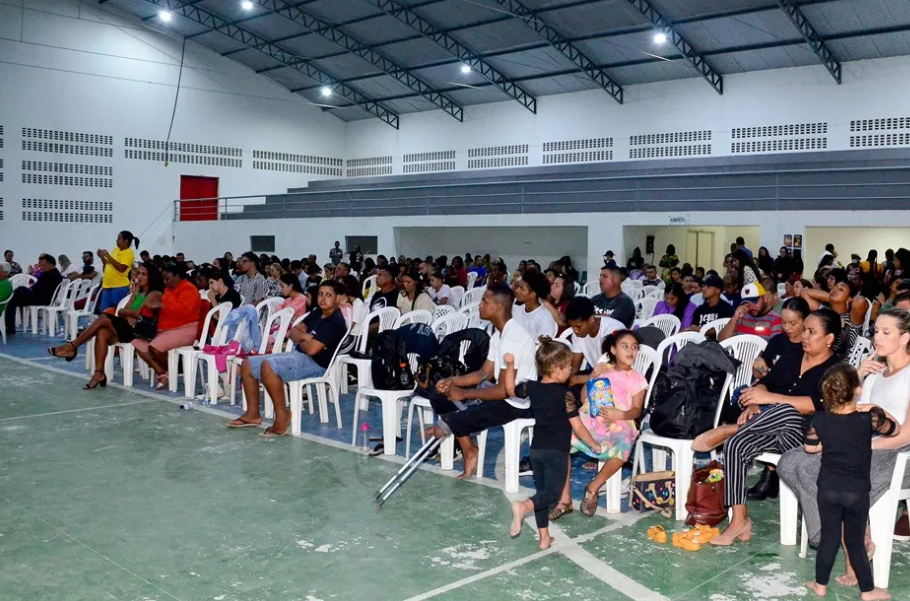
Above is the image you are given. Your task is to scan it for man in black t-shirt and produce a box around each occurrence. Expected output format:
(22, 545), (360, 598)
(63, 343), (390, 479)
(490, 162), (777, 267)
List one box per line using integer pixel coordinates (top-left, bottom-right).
(689, 274), (734, 332)
(369, 264), (400, 312)
(589, 265), (636, 327)
(228, 281), (348, 436)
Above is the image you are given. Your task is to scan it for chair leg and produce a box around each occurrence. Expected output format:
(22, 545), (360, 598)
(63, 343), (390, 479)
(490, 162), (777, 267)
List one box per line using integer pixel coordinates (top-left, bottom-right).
(779, 479), (799, 546)
(183, 353), (198, 399)
(605, 469), (622, 513)
(440, 435), (455, 471)
(208, 359), (220, 407)
(503, 423), (522, 493)
(871, 490), (899, 588)
(405, 403), (415, 459)
(476, 429), (488, 480)
(674, 448), (694, 522)
(330, 383), (342, 430)
(799, 517), (808, 559)
(316, 385), (329, 424)
(289, 382), (301, 436)
(381, 394), (398, 456)
(121, 345), (135, 387)
(168, 351), (179, 393)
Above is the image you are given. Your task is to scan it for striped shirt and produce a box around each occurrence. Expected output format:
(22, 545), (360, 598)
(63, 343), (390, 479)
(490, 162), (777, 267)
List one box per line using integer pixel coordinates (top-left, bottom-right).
(735, 309), (781, 341)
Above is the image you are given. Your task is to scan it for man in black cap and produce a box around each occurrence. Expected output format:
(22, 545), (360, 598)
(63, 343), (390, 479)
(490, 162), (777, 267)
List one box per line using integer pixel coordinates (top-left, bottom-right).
(688, 273), (734, 332)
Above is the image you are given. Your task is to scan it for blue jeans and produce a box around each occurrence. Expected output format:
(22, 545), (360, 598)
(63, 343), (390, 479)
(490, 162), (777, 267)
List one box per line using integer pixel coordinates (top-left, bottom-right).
(98, 286), (130, 313)
(247, 351), (325, 382)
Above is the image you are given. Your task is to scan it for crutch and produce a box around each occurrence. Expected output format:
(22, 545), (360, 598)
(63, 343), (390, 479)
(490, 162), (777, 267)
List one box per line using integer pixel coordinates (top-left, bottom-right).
(375, 436), (444, 510)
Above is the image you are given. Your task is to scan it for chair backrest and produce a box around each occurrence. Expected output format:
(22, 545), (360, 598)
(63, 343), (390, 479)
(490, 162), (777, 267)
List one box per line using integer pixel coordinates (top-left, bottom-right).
(461, 286), (486, 308)
(863, 297), (874, 336)
(48, 281), (70, 308)
(395, 309), (433, 328)
(263, 307), (295, 354)
(641, 285), (658, 298)
(655, 331), (706, 365)
(720, 334), (768, 393)
(113, 293), (132, 315)
(699, 318), (730, 337)
(573, 281), (582, 295)
(433, 304), (455, 320)
(56, 280), (82, 310)
(637, 296), (659, 320)
(466, 271), (478, 289)
(283, 314), (309, 352)
(432, 312), (469, 341)
(556, 327), (573, 343)
(777, 283), (786, 297)
(362, 275), (378, 300)
(847, 337), (874, 368)
(639, 314), (681, 338)
(656, 280), (666, 291)
(206, 302), (234, 345)
(9, 274), (35, 289)
(633, 345), (661, 408)
(196, 302), (230, 347)
(255, 297), (284, 331)
(623, 286), (643, 302)
(351, 307), (400, 354)
(449, 286), (465, 307)
(583, 281), (599, 297)
(458, 302), (481, 328)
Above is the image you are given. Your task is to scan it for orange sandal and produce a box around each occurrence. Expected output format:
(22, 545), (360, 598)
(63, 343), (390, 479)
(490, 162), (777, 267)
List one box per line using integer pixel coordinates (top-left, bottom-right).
(647, 525), (667, 544)
(672, 531), (701, 552)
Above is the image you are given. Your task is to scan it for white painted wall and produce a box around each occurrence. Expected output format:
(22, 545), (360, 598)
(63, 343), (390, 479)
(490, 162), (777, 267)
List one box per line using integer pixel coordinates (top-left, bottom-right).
(0, 0), (345, 261)
(805, 227), (910, 269)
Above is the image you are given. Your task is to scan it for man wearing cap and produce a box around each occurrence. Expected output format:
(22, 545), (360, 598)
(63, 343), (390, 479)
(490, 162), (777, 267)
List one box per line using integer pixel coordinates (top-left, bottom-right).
(603, 251), (617, 269)
(688, 274), (734, 332)
(718, 281), (781, 342)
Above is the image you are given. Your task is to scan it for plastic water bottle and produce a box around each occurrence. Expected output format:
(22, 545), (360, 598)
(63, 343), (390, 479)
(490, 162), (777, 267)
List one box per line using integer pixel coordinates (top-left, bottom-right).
(179, 401), (195, 410)
(202, 383), (211, 407)
(360, 422), (371, 453)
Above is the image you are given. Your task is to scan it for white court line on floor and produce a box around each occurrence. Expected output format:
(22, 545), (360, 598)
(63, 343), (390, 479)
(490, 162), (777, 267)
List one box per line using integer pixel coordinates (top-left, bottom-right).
(0, 398), (160, 422)
(2, 351), (661, 599)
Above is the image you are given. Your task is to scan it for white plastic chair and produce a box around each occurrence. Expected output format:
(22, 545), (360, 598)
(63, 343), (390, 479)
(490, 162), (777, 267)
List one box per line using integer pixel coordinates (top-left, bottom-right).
(449, 286), (465, 307)
(171, 302), (233, 398)
(655, 331), (705, 365)
(657, 281), (666, 291)
(362, 275), (378, 300)
(640, 285), (658, 298)
(432, 312), (468, 341)
(394, 309), (433, 328)
(0, 290), (12, 344)
(351, 353), (420, 455)
(337, 307), (400, 393)
(460, 286), (486, 308)
(287, 322), (353, 432)
(101, 295), (140, 383)
(65, 284), (101, 339)
(10, 274), (36, 332)
(638, 314), (681, 338)
(863, 297), (874, 336)
(637, 296), (659, 320)
(847, 337), (873, 368)
(30, 281), (69, 334)
(230, 308), (295, 410)
(583, 281), (600, 297)
(699, 318), (730, 337)
(867, 451), (910, 586)
(256, 297), (285, 331)
(43, 280), (85, 336)
(457, 302), (481, 328)
(466, 272), (478, 289)
(433, 305), (455, 321)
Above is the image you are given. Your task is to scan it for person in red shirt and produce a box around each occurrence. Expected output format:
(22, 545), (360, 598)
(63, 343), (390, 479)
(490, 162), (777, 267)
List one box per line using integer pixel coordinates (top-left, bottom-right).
(718, 282), (782, 342)
(134, 264), (201, 389)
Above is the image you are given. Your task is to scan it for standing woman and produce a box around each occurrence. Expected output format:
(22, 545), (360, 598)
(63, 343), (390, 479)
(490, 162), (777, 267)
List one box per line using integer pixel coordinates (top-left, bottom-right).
(97, 230), (139, 312)
(134, 264), (202, 389)
(732, 248), (760, 286)
(659, 245), (679, 282)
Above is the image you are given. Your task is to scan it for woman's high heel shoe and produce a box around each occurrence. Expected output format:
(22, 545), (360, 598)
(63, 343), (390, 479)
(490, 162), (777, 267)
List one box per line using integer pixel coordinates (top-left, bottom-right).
(48, 342), (78, 363)
(709, 519), (752, 546)
(83, 371), (107, 390)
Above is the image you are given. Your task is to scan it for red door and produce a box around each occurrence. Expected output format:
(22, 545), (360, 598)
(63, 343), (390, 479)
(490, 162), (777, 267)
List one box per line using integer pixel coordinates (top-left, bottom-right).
(179, 175), (219, 221)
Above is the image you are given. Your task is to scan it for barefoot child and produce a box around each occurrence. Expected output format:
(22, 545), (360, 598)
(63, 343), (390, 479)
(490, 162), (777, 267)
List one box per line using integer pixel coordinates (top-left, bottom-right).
(502, 338), (600, 549)
(804, 363), (899, 601)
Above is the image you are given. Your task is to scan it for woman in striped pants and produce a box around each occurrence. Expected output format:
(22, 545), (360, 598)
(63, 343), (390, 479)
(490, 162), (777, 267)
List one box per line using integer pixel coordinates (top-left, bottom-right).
(706, 309), (844, 546)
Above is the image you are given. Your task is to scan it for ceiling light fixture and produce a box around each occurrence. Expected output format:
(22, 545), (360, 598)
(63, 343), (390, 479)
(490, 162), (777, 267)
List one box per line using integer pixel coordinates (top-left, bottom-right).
(159, 10), (173, 22)
(241, 0), (254, 10)
(460, 64), (471, 74)
(653, 31), (667, 44)
(321, 86), (332, 97)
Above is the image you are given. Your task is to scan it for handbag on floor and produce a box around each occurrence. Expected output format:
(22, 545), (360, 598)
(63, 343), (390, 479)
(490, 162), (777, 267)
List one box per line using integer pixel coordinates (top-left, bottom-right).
(685, 460), (727, 527)
(630, 470), (675, 518)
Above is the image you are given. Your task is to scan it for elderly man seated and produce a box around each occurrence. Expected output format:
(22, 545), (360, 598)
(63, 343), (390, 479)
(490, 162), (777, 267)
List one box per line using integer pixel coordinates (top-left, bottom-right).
(227, 280), (348, 437)
(426, 285), (538, 479)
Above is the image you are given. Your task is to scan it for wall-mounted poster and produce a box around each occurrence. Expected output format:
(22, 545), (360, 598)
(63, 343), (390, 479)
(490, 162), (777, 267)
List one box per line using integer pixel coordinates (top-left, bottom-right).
(793, 235), (803, 249)
(784, 234), (793, 248)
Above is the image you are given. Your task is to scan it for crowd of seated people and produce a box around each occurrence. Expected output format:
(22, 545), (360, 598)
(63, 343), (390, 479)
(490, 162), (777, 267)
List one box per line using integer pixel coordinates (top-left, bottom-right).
(18, 235), (910, 593)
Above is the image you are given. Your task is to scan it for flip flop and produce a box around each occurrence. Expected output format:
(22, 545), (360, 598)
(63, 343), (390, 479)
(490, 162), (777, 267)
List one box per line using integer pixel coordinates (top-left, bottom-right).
(580, 482), (599, 517)
(227, 418), (262, 429)
(548, 503), (573, 521)
(259, 426), (289, 438)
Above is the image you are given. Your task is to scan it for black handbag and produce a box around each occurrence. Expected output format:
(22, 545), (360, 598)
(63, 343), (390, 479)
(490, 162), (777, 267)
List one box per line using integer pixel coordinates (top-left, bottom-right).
(133, 316), (158, 341)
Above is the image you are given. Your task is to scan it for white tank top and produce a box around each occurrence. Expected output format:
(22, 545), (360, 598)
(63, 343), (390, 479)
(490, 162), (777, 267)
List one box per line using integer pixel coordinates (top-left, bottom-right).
(860, 362), (910, 425)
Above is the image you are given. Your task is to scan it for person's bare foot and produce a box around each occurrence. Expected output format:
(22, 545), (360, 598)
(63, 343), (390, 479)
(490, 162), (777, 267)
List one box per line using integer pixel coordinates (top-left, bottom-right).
(538, 532), (553, 550)
(424, 425), (445, 439)
(692, 424), (737, 452)
(457, 450), (478, 480)
(228, 416), (262, 428)
(51, 343), (76, 358)
(861, 588), (891, 601)
(805, 581), (827, 597)
(510, 501), (524, 538)
(836, 572), (858, 587)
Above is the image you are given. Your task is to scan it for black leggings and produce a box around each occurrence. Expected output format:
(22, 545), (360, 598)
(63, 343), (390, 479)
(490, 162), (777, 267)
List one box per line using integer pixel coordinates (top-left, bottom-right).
(816, 488), (873, 592)
(529, 449), (568, 530)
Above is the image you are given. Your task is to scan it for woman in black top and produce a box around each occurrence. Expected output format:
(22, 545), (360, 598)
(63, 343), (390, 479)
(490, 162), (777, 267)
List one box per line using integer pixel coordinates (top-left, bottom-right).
(804, 363), (898, 600)
(502, 338), (599, 550)
(700, 309), (843, 546)
(754, 297), (810, 379)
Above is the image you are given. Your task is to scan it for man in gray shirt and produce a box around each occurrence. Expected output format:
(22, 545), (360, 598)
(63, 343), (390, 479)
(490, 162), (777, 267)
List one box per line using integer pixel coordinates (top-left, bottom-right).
(590, 265), (636, 328)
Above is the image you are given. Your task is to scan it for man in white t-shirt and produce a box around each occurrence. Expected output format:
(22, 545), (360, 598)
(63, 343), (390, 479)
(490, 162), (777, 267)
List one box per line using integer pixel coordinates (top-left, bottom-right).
(428, 285), (538, 480)
(512, 270), (557, 341)
(565, 296), (624, 379)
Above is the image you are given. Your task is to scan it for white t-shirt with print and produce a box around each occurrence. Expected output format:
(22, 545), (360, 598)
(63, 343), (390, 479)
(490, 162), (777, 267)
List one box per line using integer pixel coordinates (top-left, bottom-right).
(571, 316), (625, 368)
(431, 284), (454, 306)
(512, 302), (557, 341)
(487, 319), (538, 410)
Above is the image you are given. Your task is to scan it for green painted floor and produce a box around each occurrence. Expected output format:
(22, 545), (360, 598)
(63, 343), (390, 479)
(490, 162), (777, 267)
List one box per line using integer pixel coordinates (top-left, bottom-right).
(2, 355), (910, 601)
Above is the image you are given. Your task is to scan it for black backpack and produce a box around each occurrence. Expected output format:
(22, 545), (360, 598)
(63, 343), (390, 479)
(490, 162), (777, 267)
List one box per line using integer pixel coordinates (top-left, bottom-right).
(370, 330), (414, 391)
(414, 328), (491, 401)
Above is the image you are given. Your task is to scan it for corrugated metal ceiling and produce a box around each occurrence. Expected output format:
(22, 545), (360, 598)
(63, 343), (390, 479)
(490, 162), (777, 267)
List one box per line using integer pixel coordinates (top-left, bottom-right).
(107, 0), (910, 123)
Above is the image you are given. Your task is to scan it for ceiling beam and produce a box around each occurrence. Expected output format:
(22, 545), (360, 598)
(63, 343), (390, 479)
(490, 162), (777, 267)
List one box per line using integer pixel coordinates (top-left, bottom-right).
(252, 0), (463, 121)
(624, 0), (723, 95)
(362, 0), (537, 114)
(776, 0), (841, 84)
(490, 0), (623, 104)
(139, 0), (399, 128)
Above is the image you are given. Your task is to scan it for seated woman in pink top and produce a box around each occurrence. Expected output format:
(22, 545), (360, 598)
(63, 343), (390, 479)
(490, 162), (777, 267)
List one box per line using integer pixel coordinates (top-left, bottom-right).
(653, 282), (696, 329)
(266, 274), (309, 350)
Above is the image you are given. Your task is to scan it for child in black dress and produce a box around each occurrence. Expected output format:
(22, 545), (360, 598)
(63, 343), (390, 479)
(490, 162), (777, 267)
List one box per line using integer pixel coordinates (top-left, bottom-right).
(502, 337), (600, 550)
(804, 363), (899, 600)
